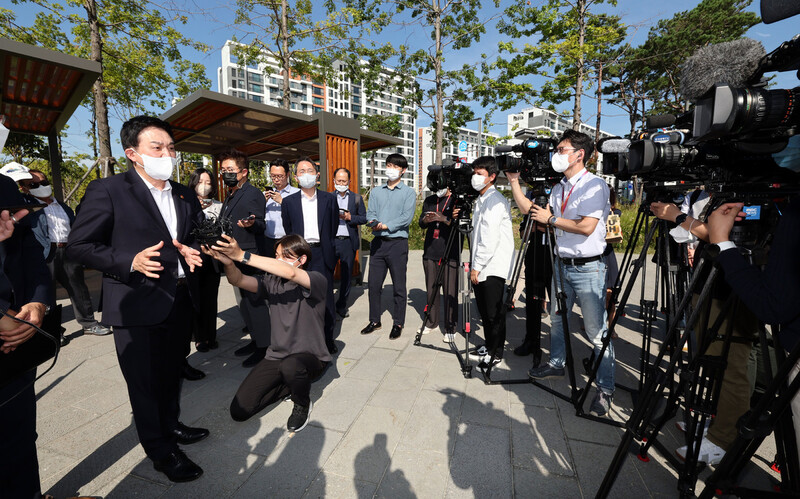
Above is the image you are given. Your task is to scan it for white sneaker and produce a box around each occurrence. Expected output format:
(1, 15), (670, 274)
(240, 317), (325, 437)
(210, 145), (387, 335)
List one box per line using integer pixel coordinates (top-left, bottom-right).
(422, 326), (437, 335)
(675, 420), (711, 437)
(443, 332), (455, 343)
(473, 345), (488, 357)
(676, 437), (725, 465)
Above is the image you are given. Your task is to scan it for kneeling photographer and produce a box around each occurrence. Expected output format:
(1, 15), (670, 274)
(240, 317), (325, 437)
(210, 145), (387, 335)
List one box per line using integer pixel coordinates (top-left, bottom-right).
(525, 129), (615, 417)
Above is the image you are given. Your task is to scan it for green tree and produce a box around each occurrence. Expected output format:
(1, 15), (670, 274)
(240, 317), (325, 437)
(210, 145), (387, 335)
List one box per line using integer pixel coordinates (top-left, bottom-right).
(1, 0), (211, 177)
(359, 114), (402, 188)
(394, 0), (495, 164)
(634, 0), (759, 114)
(1, 132), (49, 164)
(477, 0), (624, 130)
(230, 0), (392, 110)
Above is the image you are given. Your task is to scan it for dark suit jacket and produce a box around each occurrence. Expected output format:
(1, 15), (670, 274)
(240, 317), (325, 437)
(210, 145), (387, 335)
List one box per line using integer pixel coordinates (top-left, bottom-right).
(219, 181), (266, 254)
(281, 189), (339, 270)
(0, 175), (52, 314)
(66, 169), (204, 327)
(339, 190), (367, 252)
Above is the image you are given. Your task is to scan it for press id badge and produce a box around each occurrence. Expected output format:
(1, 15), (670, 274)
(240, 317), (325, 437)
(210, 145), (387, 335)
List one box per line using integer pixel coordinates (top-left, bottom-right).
(433, 228), (440, 239)
(556, 229), (565, 238)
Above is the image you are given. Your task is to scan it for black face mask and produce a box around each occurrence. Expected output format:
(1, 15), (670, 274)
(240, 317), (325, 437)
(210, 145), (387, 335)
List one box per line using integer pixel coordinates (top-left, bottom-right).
(222, 172), (240, 187)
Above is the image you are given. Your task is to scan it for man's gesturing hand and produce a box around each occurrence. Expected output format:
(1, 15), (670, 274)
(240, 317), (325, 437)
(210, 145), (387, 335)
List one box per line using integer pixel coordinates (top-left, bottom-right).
(173, 239), (203, 272)
(0, 302), (46, 353)
(133, 240), (165, 278)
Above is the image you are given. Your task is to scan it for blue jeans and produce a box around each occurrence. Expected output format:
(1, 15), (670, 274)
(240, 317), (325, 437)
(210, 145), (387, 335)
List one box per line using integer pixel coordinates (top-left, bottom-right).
(548, 259), (615, 394)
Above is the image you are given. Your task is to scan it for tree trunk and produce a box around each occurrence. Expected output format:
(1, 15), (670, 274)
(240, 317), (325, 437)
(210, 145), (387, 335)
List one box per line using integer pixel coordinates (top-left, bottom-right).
(433, 0), (444, 165)
(370, 152), (375, 188)
(280, 0), (291, 110)
(572, 0), (587, 131)
(85, 0), (113, 176)
(594, 62), (602, 143)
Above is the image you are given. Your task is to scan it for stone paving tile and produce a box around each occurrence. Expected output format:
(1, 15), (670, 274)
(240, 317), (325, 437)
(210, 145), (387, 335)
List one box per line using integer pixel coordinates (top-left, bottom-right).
(44, 405), (134, 460)
(159, 448), (266, 498)
(462, 376), (510, 428)
(324, 405), (410, 483)
(369, 364), (427, 413)
(232, 425), (343, 498)
(37, 406), (98, 447)
(445, 422), (513, 498)
(310, 377), (379, 432)
(302, 471), (377, 499)
(98, 474), (170, 498)
(513, 466), (582, 498)
(570, 439), (650, 498)
(346, 346), (400, 381)
(179, 373), (247, 425)
(396, 388), (463, 457)
(510, 403), (574, 477)
(395, 340), (439, 369)
(375, 448), (449, 499)
(421, 352), (469, 393)
(36, 374), (118, 418)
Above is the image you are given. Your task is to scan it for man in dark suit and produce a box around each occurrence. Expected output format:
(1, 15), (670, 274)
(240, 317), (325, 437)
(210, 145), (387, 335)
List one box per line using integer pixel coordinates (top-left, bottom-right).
(67, 115), (209, 483)
(0, 175), (52, 498)
(217, 149), (271, 368)
(281, 157), (339, 353)
(331, 167), (366, 319)
(19, 169), (111, 342)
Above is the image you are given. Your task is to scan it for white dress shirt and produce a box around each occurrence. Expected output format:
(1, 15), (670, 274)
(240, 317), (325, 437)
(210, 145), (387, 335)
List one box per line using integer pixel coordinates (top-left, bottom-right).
(265, 184), (299, 238)
(43, 199), (71, 243)
(470, 185), (514, 282)
(136, 172), (184, 277)
(300, 190), (320, 243)
(549, 168), (610, 258)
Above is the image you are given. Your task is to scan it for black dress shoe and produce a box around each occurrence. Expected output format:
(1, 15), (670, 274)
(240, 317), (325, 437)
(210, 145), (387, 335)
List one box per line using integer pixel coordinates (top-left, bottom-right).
(173, 422), (210, 445)
(336, 309), (350, 319)
(153, 449), (203, 482)
(361, 322), (381, 335)
(195, 340), (218, 352)
(513, 342), (533, 356)
(389, 324), (402, 340)
(182, 362), (206, 381)
(327, 341), (339, 354)
(60, 334), (71, 347)
(234, 340), (257, 357)
(242, 347), (267, 368)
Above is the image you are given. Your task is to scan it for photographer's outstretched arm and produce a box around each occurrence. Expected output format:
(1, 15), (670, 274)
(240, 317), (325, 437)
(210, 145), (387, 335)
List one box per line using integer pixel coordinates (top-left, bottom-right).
(650, 201), (710, 242)
(506, 173), (533, 213)
(209, 234), (311, 289)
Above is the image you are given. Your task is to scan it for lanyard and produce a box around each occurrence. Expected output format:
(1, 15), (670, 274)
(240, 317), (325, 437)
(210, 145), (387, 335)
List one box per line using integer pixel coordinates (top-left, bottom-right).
(436, 194), (451, 213)
(560, 170), (589, 215)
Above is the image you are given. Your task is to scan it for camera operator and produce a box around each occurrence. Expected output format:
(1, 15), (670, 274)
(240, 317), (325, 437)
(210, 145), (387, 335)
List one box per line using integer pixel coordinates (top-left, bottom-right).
(419, 186), (460, 343)
(650, 196), (759, 465)
(525, 130), (615, 417)
(505, 175), (552, 367)
(706, 196), (800, 463)
(469, 156), (514, 373)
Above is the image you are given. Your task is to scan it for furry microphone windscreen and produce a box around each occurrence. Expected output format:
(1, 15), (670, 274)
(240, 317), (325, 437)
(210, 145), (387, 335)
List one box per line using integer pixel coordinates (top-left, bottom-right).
(679, 38), (766, 101)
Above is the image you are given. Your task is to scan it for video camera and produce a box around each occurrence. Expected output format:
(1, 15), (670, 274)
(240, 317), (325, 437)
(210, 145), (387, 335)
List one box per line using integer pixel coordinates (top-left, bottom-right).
(427, 160), (478, 201)
(494, 136), (560, 184)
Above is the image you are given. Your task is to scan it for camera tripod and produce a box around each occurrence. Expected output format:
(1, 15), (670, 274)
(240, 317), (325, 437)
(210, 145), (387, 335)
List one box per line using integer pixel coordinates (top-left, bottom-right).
(596, 238), (799, 497)
(414, 201), (476, 378)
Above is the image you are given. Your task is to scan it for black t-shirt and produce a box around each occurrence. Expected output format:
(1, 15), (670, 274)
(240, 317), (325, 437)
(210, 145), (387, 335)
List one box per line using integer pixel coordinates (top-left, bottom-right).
(419, 194), (461, 261)
(257, 270), (331, 363)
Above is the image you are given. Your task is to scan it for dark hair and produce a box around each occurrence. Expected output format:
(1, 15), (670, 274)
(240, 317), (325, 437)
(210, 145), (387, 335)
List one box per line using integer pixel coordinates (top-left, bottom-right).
(472, 155), (499, 183)
(560, 129), (594, 162)
(27, 168), (46, 180)
(217, 149), (248, 173)
(275, 234), (312, 269)
(188, 167), (218, 199)
(121, 115), (174, 151)
(333, 168), (351, 180)
(385, 153), (408, 170)
(270, 158), (291, 177)
(295, 156), (318, 172)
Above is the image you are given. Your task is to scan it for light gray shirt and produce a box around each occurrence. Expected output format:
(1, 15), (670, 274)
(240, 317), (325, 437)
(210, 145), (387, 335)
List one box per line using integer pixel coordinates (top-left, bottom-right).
(265, 185), (299, 238)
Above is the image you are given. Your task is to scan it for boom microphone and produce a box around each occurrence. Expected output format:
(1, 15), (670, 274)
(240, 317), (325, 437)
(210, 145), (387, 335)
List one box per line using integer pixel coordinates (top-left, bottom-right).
(645, 114), (676, 130)
(761, 0), (800, 24)
(679, 38), (766, 101)
(599, 138), (631, 154)
(494, 145), (514, 153)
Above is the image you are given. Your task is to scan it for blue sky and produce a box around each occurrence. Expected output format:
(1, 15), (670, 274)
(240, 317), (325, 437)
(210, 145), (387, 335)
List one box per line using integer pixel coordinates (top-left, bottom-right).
(6, 0), (800, 162)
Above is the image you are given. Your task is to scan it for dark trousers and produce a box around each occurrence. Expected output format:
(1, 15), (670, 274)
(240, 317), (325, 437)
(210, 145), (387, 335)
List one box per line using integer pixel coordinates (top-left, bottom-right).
(368, 237), (409, 325)
(474, 276), (507, 359)
(523, 241), (552, 356)
(236, 261), (271, 348)
(334, 237), (355, 314)
(422, 258), (458, 331)
(230, 353), (325, 421)
(192, 258), (221, 344)
(0, 370), (40, 498)
(113, 286), (192, 460)
(47, 245), (96, 327)
(310, 246), (335, 346)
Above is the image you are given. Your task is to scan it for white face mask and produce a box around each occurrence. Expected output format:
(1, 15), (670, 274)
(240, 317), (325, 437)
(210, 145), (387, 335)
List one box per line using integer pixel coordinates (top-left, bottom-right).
(30, 184), (52, 198)
(471, 174), (488, 191)
(385, 168), (402, 181)
(134, 150), (176, 181)
(551, 151), (578, 173)
(334, 184), (349, 193)
(278, 256), (300, 267)
(436, 188), (448, 198)
(298, 173), (318, 189)
(196, 184), (212, 197)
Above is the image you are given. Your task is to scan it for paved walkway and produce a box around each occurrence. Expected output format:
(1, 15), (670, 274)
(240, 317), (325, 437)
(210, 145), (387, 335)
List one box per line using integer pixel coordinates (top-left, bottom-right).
(36, 251), (779, 498)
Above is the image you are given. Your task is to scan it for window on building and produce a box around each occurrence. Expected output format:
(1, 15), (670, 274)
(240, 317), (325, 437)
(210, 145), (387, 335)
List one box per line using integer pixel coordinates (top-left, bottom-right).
(353, 95), (360, 103)
(231, 68), (237, 78)
(312, 86), (323, 96)
(313, 106), (323, 114)
(313, 96), (323, 106)
(230, 79), (237, 89)
(352, 104), (361, 113)
(249, 83), (263, 93)
(329, 89), (334, 97)
(238, 69), (245, 78)
(249, 73), (263, 83)
(251, 95), (262, 103)
(352, 86), (360, 95)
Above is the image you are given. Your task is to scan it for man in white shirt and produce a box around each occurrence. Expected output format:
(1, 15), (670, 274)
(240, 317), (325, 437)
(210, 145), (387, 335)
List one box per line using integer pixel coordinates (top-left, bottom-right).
(522, 129), (614, 417)
(263, 159), (299, 258)
(469, 156), (514, 374)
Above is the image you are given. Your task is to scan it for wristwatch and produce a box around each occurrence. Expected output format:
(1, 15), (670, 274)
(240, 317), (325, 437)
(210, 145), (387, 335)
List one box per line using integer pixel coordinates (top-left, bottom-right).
(674, 213), (688, 226)
(241, 251), (251, 265)
(548, 216), (557, 227)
